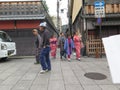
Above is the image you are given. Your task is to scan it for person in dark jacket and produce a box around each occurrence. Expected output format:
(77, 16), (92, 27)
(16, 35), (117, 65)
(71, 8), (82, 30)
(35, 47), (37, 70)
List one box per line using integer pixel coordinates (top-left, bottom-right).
(32, 29), (42, 64)
(39, 22), (51, 74)
(58, 32), (66, 60)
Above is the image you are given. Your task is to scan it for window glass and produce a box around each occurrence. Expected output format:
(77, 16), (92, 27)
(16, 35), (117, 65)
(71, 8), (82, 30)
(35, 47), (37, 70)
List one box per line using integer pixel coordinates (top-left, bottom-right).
(0, 32), (12, 42)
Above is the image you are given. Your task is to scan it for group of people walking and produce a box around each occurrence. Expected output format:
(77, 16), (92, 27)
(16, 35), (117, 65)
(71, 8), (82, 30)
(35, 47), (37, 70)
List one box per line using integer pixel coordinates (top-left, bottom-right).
(50, 31), (84, 61)
(32, 22), (84, 74)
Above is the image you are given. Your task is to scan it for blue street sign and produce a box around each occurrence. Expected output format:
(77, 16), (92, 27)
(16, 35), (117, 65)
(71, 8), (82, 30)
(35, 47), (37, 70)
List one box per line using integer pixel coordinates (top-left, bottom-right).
(97, 18), (102, 24)
(94, 1), (105, 7)
(94, 0), (105, 18)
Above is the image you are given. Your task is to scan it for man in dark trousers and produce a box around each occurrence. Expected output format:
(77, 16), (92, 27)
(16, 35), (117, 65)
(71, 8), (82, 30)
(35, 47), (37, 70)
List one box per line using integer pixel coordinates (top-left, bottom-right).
(39, 22), (51, 74)
(32, 29), (42, 64)
(58, 32), (66, 60)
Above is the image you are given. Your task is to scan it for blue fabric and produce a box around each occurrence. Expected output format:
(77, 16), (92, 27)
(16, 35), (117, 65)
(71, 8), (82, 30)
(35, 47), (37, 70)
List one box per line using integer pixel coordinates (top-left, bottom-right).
(64, 39), (74, 55)
(40, 47), (51, 70)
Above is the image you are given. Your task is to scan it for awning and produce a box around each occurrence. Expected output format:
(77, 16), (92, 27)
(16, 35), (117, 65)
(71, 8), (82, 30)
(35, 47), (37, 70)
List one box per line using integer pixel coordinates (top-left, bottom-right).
(94, 21), (120, 26)
(0, 15), (45, 20)
(83, 14), (120, 19)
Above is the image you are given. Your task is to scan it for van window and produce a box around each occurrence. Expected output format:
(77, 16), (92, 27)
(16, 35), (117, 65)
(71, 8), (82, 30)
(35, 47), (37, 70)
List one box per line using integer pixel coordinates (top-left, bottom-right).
(0, 32), (12, 42)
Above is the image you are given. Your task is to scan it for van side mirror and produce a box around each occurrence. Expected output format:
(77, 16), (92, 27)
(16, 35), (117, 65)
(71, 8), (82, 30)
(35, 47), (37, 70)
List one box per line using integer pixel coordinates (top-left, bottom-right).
(10, 39), (13, 42)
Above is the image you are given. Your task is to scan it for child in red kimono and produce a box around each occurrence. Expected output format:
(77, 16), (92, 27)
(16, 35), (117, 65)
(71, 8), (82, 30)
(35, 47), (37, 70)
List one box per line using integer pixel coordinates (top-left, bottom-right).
(73, 31), (82, 61)
(50, 34), (57, 59)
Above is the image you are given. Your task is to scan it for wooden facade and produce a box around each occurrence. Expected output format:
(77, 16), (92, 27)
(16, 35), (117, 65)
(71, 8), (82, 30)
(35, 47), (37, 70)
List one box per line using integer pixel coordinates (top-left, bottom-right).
(85, 4), (120, 15)
(0, 1), (44, 30)
(72, 1), (120, 57)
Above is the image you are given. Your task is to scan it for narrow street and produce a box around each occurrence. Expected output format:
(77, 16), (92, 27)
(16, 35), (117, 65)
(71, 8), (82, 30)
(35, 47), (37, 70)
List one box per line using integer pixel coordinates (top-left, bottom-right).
(0, 52), (119, 90)
(0, 0), (120, 90)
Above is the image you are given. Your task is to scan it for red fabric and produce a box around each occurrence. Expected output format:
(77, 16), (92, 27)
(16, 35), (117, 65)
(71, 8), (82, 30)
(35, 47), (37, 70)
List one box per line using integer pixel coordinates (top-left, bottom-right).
(73, 35), (81, 59)
(68, 38), (71, 44)
(68, 55), (71, 58)
(50, 37), (57, 57)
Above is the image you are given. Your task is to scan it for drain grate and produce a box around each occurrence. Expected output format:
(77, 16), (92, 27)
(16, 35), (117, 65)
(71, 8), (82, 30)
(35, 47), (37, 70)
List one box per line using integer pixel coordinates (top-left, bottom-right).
(84, 72), (107, 80)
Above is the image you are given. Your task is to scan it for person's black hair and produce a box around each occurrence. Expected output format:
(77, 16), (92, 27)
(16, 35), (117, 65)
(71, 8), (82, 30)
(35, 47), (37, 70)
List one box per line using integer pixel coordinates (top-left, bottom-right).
(66, 33), (71, 38)
(60, 32), (62, 35)
(51, 34), (55, 38)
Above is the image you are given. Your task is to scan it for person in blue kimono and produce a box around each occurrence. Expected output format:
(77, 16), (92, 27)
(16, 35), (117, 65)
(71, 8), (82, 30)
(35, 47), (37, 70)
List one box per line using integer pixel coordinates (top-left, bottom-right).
(64, 34), (74, 61)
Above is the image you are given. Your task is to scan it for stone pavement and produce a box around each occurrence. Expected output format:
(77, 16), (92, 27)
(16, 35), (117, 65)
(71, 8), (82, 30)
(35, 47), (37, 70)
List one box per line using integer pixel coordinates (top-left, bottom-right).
(0, 55), (120, 90)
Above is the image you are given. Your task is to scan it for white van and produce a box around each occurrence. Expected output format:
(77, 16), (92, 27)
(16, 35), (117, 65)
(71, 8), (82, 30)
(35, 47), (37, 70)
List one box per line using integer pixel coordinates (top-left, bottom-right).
(0, 31), (16, 60)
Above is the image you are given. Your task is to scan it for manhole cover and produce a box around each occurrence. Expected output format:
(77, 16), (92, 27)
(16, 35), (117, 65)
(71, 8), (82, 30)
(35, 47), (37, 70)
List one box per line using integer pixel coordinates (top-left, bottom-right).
(84, 72), (107, 80)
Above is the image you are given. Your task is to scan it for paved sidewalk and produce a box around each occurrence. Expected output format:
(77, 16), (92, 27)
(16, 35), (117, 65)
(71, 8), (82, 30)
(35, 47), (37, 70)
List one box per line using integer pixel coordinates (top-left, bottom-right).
(0, 54), (120, 90)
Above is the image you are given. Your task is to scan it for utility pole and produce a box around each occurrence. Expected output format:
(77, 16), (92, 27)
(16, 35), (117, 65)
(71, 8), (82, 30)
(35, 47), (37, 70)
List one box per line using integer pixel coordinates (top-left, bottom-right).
(57, 0), (60, 32)
(68, 0), (72, 37)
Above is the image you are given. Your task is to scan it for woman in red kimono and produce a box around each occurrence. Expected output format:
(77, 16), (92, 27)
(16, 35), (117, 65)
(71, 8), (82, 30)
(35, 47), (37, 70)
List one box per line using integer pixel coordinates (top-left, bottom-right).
(73, 31), (82, 61)
(50, 34), (57, 59)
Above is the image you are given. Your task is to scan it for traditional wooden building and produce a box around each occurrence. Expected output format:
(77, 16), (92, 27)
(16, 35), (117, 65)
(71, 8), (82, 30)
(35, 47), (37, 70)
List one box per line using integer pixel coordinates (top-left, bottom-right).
(0, 0), (58, 56)
(70, 0), (120, 56)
